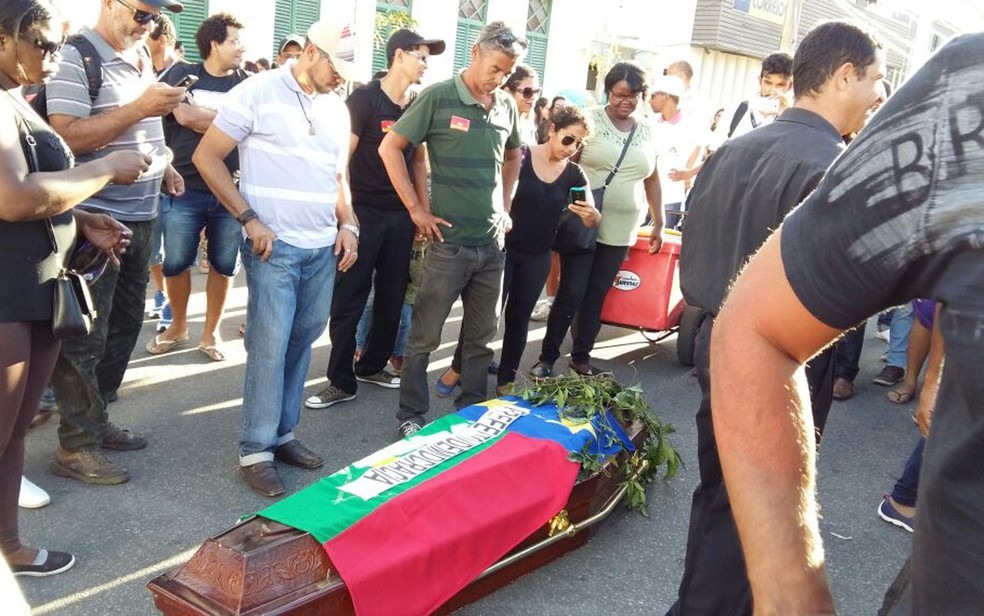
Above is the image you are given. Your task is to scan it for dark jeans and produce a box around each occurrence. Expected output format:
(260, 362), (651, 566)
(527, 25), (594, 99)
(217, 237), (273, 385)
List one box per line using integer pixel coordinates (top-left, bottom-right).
(51, 218), (154, 451)
(398, 242), (504, 422)
(891, 438), (925, 508)
(668, 316), (833, 615)
(834, 324), (866, 381)
(451, 248), (552, 386)
(327, 206), (413, 393)
(539, 243), (628, 366)
(0, 321), (59, 555)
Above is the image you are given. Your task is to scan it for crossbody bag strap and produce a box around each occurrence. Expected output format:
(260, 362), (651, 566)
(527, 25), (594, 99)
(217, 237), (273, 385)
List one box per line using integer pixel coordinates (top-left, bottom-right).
(13, 106), (62, 258)
(602, 122), (638, 189)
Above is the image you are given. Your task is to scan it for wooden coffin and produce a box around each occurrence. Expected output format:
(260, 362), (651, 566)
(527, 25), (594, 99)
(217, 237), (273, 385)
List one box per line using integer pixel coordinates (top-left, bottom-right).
(148, 422), (645, 615)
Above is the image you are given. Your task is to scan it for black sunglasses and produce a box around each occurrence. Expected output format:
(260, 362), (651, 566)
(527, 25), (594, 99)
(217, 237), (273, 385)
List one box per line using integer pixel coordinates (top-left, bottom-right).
(116, 0), (161, 25)
(520, 86), (541, 99)
(32, 35), (65, 59)
(560, 134), (584, 149)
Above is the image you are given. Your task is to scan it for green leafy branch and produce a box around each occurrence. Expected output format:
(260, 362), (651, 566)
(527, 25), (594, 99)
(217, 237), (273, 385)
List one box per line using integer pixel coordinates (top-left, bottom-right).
(513, 374), (683, 516)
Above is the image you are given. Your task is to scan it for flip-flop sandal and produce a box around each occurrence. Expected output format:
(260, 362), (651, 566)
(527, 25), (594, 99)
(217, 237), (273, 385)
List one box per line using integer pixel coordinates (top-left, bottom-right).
(146, 334), (188, 354)
(238, 322), (246, 337)
(197, 344), (227, 362)
(887, 388), (915, 404)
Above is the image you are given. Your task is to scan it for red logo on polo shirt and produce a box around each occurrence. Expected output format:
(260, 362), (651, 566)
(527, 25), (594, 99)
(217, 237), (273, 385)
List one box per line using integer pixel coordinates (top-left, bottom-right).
(450, 115), (470, 132)
(381, 120), (395, 133)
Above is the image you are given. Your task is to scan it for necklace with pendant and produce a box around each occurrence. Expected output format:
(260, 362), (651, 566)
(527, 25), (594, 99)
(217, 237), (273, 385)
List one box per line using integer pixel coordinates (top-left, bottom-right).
(294, 91), (317, 136)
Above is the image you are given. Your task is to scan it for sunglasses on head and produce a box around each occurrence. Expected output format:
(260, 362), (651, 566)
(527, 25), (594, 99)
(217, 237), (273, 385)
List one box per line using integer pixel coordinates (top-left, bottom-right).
(560, 134), (584, 149)
(115, 0), (161, 25)
(519, 86), (541, 99)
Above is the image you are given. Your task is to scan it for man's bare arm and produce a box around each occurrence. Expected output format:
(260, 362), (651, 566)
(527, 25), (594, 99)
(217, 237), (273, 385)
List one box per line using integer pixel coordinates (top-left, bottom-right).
(49, 83), (185, 154)
(380, 131), (449, 242)
(711, 229), (841, 615)
(172, 102), (218, 134)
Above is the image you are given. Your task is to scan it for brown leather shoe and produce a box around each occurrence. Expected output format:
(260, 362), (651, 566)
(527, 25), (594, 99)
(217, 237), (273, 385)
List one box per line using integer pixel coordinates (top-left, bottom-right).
(50, 447), (130, 485)
(101, 423), (147, 451)
(274, 440), (324, 470)
(240, 461), (285, 497)
(832, 377), (855, 401)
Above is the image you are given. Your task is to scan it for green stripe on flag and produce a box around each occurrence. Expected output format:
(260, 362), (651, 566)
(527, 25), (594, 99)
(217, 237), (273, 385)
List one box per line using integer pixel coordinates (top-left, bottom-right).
(260, 404), (528, 543)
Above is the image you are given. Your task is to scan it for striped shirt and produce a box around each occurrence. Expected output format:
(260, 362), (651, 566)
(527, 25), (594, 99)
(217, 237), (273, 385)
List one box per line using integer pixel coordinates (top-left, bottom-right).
(212, 66), (349, 249)
(393, 72), (521, 247)
(45, 28), (166, 221)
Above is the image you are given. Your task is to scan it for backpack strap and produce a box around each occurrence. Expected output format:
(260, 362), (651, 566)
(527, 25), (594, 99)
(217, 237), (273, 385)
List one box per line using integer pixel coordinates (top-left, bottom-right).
(727, 100), (749, 138)
(66, 34), (102, 104)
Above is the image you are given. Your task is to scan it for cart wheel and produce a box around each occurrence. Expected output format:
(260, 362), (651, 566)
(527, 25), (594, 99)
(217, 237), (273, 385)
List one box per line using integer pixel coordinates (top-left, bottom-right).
(676, 305), (705, 367)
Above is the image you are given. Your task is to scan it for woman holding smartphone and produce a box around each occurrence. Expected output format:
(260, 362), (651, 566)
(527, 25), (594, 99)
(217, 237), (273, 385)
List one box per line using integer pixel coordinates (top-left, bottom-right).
(436, 105), (598, 395)
(0, 0), (148, 577)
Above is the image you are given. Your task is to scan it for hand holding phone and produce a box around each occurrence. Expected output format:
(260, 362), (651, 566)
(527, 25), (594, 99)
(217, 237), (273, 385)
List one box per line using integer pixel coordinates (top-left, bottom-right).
(175, 74), (199, 89)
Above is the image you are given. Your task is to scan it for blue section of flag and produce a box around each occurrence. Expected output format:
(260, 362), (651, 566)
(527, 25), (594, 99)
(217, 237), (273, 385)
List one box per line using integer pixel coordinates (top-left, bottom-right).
(456, 397), (634, 458)
(732, 0), (751, 13)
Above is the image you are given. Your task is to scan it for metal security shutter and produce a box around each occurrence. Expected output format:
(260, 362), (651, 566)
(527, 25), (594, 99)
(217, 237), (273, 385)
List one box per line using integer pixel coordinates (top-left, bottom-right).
(273, 0), (322, 59)
(172, 0), (208, 62)
(525, 0), (550, 83)
(454, 0), (486, 73)
(372, 1), (414, 76)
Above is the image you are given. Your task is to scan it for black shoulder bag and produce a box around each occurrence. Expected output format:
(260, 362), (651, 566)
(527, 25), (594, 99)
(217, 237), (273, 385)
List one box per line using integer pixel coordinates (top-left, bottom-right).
(18, 116), (97, 338)
(553, 122), (637, 254)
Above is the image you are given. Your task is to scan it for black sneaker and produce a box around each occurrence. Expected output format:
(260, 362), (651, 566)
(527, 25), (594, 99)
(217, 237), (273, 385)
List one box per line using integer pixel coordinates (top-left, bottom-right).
(529, 361), (553, 379)
(872, 366), (905, 387)
(356, 369), (401, 389)
(398, 420), (422, 438)
(10, 549), (75, 577)
(305, 385), (356, 409)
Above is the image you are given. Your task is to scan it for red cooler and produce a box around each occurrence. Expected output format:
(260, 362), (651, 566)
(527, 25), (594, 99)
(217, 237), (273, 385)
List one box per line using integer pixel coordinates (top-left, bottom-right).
(600, 229), (684, 332)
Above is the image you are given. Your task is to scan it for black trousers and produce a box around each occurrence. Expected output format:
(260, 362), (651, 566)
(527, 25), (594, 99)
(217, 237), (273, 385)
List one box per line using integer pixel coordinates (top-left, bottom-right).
(834, 324), (865, 381)
(668, 316), (833, 615)
(327, 205), (413, 393)
(539, 242), (628, 366)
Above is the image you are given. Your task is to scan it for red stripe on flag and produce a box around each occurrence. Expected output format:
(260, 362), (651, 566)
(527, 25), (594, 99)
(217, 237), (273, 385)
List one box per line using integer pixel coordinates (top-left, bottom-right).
(324, 432), (579, 616)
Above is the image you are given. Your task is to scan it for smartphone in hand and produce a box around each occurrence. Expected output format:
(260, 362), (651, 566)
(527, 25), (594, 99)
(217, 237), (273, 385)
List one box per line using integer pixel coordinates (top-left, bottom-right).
(569, 186), (587, 204)
(175, 74), (199, 89)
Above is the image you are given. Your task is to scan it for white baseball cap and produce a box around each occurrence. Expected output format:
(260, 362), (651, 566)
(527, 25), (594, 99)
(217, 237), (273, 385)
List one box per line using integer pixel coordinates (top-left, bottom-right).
(307, 17), (358, 82)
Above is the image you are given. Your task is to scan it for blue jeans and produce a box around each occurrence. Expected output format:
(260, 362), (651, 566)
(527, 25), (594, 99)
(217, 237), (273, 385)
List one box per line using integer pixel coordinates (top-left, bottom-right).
(162, 189), (242, 277)
(887, 303), (914, 369)
(398, 242), (504, 422)
(356, 290), (412, 358)
(239, 239), (335, 465)
(891, 438), (925, 508)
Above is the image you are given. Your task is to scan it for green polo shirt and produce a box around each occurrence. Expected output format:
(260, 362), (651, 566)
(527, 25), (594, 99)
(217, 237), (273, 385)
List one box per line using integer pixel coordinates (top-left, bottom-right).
(393, 72), (521, 246)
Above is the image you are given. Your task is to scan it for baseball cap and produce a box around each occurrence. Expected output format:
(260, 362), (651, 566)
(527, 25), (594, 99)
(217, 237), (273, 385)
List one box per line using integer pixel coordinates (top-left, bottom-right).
(307, 17), (359, 82)
(386, 29), (446, 67)
(652, 75), (685, 98)
(278, 33), (305, 54)
(143, 0), (183, 12)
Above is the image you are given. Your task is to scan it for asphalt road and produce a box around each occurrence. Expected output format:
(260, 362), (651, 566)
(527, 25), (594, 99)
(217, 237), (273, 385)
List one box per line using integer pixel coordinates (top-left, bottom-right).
(17, 270), (914, 614)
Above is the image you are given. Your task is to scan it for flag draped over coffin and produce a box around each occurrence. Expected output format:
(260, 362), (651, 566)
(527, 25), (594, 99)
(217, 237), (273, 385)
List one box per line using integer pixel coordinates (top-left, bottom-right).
(259, 397), (632, 616)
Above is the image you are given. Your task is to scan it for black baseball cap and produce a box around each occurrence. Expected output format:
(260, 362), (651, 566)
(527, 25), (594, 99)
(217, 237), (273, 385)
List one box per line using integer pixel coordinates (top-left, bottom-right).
(144, 0), (183, 12)
(386, 29), (446, 67)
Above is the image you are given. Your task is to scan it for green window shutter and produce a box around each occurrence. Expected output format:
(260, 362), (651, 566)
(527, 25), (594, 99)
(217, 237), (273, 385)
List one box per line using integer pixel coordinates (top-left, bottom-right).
(526, 33), (547, 82)
(454, 22), (482, 73)
(273, 0), (322, 59)
(372, 4), (414, 77)
(172, 0), (209, 62)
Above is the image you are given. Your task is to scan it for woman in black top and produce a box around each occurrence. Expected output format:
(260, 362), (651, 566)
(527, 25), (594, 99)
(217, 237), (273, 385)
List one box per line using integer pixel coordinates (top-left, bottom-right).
(0, 0), (149, 578)
(437, 106), (599, 394)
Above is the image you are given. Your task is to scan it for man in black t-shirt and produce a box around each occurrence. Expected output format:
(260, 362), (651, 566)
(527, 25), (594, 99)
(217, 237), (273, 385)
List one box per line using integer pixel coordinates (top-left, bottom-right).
(709, 33), (984, 614)
(305, 29), (445, 410)
(670, 22), (885, 614)
(147, 14), (249, 361)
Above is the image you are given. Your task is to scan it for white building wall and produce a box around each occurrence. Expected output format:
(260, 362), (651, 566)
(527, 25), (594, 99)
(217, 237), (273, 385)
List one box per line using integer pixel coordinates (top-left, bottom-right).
(209, 0), (277, 63)
(409, 0), (461, 84)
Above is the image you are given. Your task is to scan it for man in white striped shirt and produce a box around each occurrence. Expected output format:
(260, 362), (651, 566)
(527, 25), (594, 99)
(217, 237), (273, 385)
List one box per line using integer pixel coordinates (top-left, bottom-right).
(193, 16), (360, 498)
(45, 0), (186, 486)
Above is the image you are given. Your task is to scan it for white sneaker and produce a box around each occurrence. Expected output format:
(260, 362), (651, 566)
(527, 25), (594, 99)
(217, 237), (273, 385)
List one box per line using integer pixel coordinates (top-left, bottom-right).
(530, 298), (553, 322)
(19, 476), (50, 509)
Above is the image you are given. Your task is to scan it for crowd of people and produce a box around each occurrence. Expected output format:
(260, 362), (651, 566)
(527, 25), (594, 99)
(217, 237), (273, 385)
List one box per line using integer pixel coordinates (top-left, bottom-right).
(1, 0), (981, 613)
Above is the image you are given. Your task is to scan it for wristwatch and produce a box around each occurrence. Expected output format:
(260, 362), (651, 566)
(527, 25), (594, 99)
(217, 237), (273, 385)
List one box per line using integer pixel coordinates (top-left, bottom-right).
(237, 208), (259, 225)
(340, 223), (360, 239)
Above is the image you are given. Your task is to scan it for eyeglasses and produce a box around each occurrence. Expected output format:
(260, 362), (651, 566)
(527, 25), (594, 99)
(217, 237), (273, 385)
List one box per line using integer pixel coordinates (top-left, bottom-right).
(608, 91), (640, 104)
(519, 86), (541, 99)
(115, 0), (161, 25)
(403, 50), (428, 64)
(32, 35), (65, 59)
(560, 134), (584, 149)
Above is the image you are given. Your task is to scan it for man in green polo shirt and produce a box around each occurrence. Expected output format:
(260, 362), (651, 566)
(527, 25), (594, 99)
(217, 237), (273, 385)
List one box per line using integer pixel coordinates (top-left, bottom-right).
(379, 21), (525, 437)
